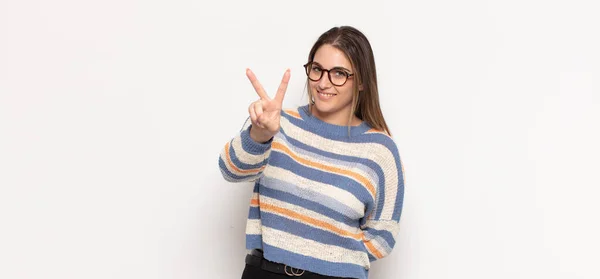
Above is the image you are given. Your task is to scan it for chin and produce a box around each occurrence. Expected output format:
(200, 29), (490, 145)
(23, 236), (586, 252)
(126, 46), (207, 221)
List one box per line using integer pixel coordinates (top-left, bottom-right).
(310, 91), (352, 117)
(315, 103), (353, 120)
(312, 100), (335, 114)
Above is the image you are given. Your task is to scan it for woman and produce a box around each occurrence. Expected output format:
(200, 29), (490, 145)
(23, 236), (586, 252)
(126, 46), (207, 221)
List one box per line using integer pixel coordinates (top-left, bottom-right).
(219, 26), (405, 279)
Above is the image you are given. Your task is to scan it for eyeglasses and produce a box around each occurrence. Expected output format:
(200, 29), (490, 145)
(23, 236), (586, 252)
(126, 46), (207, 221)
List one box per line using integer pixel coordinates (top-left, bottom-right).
(303, 62), (354, 86)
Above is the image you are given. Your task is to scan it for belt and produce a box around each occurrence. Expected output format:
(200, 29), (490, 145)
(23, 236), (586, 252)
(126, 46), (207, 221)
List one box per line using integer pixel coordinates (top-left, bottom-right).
(245, 249), (307, 277)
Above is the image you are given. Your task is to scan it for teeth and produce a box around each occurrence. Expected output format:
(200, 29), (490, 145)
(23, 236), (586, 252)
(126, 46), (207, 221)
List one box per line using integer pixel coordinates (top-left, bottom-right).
(319, 92), (335, 96)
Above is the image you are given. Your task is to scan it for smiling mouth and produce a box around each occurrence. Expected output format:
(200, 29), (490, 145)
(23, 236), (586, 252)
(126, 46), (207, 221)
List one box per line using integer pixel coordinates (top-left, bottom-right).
(318, 91), (337, 97)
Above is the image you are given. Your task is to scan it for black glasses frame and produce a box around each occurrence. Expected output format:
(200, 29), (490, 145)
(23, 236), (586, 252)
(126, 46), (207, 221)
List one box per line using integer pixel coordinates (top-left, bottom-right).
(303, 62), (354, 86)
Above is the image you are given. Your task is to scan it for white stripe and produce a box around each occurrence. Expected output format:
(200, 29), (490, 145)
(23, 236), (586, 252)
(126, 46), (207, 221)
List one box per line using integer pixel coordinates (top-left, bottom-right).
(219, 150), (261, 179)
(231, 135), (271, 165)
(260, 176), (363, 220)
(262, 226), (370, 269)
(264, 166), (365, 219)
(361, 219), (400, 236)
(246, 219), (262, 235)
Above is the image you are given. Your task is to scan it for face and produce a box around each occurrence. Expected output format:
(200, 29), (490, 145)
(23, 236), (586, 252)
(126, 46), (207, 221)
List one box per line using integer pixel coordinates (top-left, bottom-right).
(308, 44), (357, 125)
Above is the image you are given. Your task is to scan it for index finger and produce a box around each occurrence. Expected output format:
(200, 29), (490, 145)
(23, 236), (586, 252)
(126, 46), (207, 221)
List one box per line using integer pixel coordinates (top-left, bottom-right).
(274, 69), (291, 104)
(246, 68), (270, 100)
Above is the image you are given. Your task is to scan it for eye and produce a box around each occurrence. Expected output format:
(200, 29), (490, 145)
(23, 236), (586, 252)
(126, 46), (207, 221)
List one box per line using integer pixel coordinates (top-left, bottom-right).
(332, 69), (348, 77)
(311, 65), (322, 73)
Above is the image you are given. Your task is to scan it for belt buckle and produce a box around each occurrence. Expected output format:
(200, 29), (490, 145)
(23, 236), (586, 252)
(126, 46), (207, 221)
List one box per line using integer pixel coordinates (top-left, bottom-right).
(284, 264), (305, 276)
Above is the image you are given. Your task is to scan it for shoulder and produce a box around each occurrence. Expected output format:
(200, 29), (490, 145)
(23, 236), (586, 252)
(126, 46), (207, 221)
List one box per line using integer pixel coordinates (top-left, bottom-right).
(362, 128), (399, 155)
(359, 129), (404, 171)
(360, 131), (405, 192)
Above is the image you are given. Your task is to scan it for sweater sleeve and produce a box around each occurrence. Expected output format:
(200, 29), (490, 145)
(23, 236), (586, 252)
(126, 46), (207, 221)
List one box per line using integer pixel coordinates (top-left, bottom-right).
(218, 117), (273, 182)
(360, 141), (405, 262)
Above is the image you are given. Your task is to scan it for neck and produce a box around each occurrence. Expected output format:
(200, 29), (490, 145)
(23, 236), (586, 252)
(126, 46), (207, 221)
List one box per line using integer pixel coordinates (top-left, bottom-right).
(310, 105), (362, 126)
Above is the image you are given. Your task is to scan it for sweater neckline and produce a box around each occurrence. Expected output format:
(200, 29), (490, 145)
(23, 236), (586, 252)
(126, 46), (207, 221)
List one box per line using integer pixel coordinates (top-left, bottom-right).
(297, 105), (371, 139)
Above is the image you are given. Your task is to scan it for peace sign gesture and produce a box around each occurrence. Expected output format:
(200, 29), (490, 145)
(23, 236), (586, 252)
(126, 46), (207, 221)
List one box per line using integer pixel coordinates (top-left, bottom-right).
(246, 68), (290, 143)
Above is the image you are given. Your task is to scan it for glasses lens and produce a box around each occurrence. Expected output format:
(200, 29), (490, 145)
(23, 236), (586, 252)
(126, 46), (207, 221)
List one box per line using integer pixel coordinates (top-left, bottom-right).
(307, 63), (322, 81)
(329, 69), (348, 86)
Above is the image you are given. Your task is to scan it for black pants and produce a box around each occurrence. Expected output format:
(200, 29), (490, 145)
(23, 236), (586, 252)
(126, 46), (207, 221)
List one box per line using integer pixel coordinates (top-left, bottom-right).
(241, 250), (354, 279)
(241, 263), (350, 279)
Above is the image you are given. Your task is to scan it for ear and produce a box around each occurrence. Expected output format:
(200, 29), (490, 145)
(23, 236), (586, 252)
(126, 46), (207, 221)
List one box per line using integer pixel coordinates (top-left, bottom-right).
(358, 84), (364, 91)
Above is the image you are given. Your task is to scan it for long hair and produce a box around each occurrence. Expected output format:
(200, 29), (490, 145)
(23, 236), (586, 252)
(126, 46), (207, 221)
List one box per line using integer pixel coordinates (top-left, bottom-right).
(306, 26), (392, 136)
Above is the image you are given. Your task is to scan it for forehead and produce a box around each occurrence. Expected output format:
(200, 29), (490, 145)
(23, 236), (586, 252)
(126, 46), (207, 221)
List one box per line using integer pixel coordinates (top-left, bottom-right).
(313, 44), (351, 69)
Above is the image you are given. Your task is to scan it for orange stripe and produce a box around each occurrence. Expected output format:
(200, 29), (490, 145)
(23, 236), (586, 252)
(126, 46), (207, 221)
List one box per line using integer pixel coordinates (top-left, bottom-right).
(260, 201), (364, 240)
(271, 142), (376, 197)
(254, 198), (385, 258)
(366, 128), (386, 135)
(284, 109), (302, 119)
(224, 142), (265, 174)
(362, 238), (384, 259)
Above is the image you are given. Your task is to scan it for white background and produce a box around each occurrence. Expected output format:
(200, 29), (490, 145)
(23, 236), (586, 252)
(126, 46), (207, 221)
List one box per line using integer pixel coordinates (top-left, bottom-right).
(1, 0), (599, 278)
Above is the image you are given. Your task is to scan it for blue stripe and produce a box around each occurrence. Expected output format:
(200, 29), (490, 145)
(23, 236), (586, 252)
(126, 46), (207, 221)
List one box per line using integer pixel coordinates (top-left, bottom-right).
(368, 253), (377, 262)
(261, 212), (365, 252)
(248, 206), (260, 219)
(228, 143), (269, 169)
(282, 108), (368, 141)
(246, 234), (263, 250)
(259, 176), (363, 220)
(218, 158), (260, 181)
(268, 151), (373, 204)
(262, 243), (369, 279)
(284, 106), (396, 145)
(392, 157), (405, 220)
(259, 184), (359, 227)
(392, 182), (404, 220)
(363, 226), (396, 249)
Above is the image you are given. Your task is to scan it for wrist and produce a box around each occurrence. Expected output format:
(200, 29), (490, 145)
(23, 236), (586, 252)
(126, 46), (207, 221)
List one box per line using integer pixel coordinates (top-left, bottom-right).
(250, 125), (273, 143)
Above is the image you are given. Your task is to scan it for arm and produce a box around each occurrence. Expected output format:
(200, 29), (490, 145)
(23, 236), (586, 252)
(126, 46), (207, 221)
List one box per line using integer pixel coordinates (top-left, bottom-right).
(218, 118), (273, 182)
(361, 144), (405, 261)
(218, 68), (290, 182)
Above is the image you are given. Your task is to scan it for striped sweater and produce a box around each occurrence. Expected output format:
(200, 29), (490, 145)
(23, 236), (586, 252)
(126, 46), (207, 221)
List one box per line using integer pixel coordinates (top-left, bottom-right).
(218, 105), (405, 279)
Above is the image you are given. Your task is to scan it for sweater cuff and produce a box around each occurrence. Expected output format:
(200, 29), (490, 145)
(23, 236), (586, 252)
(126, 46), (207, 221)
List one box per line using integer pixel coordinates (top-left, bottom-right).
(240, 125), (273, 154)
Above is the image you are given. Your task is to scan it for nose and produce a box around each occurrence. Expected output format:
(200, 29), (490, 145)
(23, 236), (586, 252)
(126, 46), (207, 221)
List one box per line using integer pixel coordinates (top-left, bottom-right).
(317, 71), (333, 89)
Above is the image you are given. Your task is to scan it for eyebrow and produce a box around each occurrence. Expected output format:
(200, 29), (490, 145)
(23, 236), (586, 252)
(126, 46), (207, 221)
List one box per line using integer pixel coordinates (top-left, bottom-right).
(312, 61), (352, 73)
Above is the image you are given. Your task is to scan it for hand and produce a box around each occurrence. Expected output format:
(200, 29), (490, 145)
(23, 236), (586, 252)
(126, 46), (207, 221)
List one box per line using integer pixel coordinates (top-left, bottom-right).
(246, 68), (290, 143)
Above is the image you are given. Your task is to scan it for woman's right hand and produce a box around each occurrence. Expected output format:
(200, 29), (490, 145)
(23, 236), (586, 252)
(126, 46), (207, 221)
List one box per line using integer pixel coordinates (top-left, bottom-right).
(246, 68), (290, 143)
